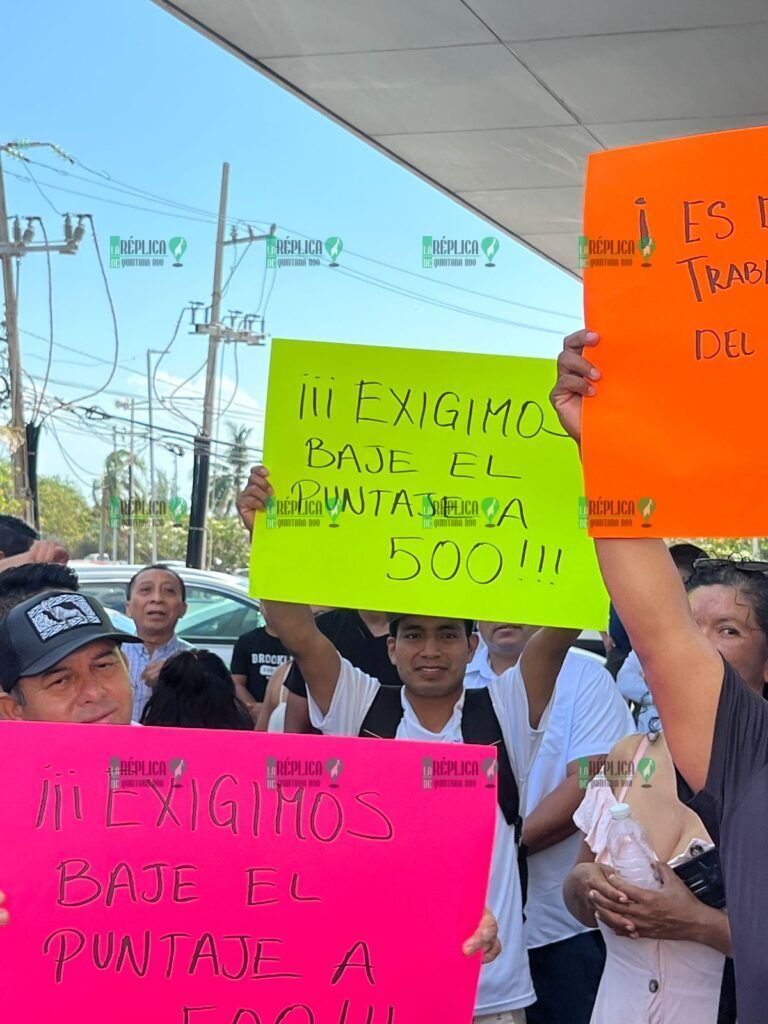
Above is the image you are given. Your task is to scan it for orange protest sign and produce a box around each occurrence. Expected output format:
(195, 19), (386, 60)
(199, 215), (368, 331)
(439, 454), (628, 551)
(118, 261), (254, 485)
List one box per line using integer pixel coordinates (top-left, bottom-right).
(582, 126), (768, 538)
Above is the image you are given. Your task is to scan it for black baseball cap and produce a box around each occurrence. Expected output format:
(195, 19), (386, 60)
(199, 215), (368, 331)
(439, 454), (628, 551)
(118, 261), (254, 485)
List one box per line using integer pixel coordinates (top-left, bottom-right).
(0, 591), (142, 692)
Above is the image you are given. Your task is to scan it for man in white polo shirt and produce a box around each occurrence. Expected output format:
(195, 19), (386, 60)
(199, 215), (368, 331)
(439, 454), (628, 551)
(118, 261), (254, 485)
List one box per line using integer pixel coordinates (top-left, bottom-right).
(259, 597), (577, 1024)
(466, 622), (633, 1024)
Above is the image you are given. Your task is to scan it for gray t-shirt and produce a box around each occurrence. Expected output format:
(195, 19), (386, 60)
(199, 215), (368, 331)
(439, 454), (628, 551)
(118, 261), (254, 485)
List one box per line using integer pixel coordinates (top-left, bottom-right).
(677, 661), (768, 1024)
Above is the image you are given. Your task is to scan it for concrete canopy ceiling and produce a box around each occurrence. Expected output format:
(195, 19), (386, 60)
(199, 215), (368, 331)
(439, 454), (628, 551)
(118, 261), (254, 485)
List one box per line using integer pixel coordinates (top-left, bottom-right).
(155, 0), (768, 276)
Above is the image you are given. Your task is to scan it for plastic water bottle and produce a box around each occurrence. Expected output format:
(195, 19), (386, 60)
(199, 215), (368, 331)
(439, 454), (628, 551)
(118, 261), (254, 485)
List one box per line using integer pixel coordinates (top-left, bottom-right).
(607, 803), (662, 889)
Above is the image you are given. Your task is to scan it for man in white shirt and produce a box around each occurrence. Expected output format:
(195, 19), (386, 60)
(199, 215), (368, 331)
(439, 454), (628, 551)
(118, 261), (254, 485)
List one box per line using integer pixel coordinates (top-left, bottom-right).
(261, 596), (577, 1024)
(467, 621), (634, 1024)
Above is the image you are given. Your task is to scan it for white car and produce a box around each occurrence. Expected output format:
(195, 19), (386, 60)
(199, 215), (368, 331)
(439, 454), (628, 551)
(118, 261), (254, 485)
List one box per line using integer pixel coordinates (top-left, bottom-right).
(73, 563), (263, 664)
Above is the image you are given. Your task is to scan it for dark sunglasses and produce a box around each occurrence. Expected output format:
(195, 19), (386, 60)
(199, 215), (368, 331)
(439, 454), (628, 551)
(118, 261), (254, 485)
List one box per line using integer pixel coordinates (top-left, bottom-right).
(692, 557), (768, 575)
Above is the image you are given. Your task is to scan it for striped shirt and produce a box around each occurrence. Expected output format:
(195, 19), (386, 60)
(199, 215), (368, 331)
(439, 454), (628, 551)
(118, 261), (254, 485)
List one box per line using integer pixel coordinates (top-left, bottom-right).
(124, 635), (191, 722)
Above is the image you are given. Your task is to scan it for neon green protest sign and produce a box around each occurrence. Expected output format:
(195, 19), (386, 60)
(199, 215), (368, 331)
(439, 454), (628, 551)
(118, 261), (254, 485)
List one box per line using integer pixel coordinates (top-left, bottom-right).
(250, 339), (607, 629)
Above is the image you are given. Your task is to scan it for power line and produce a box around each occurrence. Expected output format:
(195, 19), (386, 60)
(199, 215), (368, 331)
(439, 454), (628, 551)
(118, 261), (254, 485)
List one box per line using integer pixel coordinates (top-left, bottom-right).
(23, 362), (265, 424)
(38, 216), (121, 417)
(165, 354), (209, 425)
(22, 321), (265, 421)
(24, 162), (64, 217)
(273, 221), (580, 323)
(151, 308), (201, 431)
(10, 156), (579, 324)
(45, 420), (98, 488)
(221, 238), (253, 298)
(217, 343), (240, 422)
(20, 327), (140, 373)
(4, 167), (221, 226)
(331, 261), (567, 333)
(46, 402), (264, 456)
(25, 154), (271, 227)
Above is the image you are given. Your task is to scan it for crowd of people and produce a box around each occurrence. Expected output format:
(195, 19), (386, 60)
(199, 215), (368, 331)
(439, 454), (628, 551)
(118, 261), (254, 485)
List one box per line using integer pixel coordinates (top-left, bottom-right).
(0, 328), (766, 1024)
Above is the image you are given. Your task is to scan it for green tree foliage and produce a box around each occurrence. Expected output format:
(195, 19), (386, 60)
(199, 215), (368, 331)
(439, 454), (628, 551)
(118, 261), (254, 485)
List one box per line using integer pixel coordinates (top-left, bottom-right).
(209, 423), (252, 518)
(0, 463), (96, 554)
(209, 515), (251, 573)
(38, 476), (96, 552)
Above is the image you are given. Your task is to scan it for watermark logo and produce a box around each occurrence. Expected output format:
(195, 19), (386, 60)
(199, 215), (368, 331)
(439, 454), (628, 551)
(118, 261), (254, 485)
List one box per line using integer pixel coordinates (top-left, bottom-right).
(265, 496), (278, 530)
(578, 756), (655, 790)
(580, 496), (656, 531)
(168, 236), (187, 267)
(481, 757), (498, 787)
(109, 235), (188, 270)
(419, 496), (480, 530)
(325, 497), (342, 527)
(578, 235), (636, 269)
(325, 758), (344, 787)
(109, 756), (185, 790)
(421, 234), (500, 269)
(422, 756), (483, 789)
(636, 196), (655, 267)
(420, 495), (435, 530)
(265, 755), (343, 790)
(578, 496), (588, 529)
(107, 496), (188, 527)
(580, 197), (656, 269)
(168, 495), (188, 525)
(481, 236), (499, 267)
(639, 496), (655, 528)
(266, 234), (343, 269)
(636, 757), (656, 787)
(324, 236), (343, 267)
(481, 496), (499, 527)
(263, 496), (324, 530)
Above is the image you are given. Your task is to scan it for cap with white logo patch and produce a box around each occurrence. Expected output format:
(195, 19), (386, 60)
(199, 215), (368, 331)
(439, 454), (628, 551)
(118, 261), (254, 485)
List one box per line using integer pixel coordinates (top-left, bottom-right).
(0, 591), (142, 691)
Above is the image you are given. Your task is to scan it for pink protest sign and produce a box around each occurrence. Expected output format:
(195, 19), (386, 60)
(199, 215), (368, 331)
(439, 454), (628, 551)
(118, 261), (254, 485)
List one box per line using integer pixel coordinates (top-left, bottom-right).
(0, 722), (496, 1024)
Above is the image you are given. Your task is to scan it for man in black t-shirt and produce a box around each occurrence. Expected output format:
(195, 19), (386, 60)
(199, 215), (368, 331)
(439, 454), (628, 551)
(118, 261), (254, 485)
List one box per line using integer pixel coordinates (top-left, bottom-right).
(284, 608), (399, 733)
(231, 621), (289, 708)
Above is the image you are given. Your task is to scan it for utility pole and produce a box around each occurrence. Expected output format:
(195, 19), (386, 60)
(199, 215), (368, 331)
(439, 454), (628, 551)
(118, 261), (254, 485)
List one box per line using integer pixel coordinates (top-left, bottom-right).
(186, 162), (272, 569)
(111, 426), (118, 562)
(115, 399), (136, 562)
(147, 349), (160, 562)
(127, 399), (136, 565)
(99, 472), (107, 559)
(0, 148), (30, 522)
(0, 140), (86, 527)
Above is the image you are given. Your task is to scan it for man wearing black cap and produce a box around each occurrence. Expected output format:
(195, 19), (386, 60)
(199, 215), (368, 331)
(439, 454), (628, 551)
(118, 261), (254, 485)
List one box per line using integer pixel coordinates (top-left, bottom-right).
(0, 588), (502, 964)
(0, 590), (142, 724)
(0, 589), (141, 924)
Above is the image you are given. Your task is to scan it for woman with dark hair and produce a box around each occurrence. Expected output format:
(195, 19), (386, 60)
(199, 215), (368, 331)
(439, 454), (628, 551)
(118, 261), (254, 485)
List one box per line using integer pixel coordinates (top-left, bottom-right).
(140, 649), (254, 730)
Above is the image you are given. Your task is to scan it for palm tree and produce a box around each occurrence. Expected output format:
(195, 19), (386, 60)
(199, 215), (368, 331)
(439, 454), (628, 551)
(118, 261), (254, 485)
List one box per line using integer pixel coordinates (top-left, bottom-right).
(155, 468), (171, 503)
(208, 422), (252, 518)
(228, 423), (252, 500)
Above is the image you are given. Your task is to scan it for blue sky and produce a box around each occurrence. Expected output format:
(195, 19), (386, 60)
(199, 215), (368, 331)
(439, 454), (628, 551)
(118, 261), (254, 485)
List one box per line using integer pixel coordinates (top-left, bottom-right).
(2, 0), (582, 497)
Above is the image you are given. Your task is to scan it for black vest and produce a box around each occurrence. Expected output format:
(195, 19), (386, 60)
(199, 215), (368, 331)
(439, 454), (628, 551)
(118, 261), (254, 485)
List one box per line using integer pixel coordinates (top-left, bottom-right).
(359, 685), (528, 903)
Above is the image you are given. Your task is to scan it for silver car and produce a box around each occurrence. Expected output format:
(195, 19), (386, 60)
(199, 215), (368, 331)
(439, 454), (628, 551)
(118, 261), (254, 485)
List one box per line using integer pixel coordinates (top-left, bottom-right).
(73, 563), (263, 664)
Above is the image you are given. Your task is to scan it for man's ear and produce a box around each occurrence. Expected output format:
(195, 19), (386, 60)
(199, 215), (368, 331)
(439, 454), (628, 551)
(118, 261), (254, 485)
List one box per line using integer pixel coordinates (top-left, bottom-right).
(467, 632), (479, 662)
(387, 635), (397, 666)
(0, 691), (25, 721)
